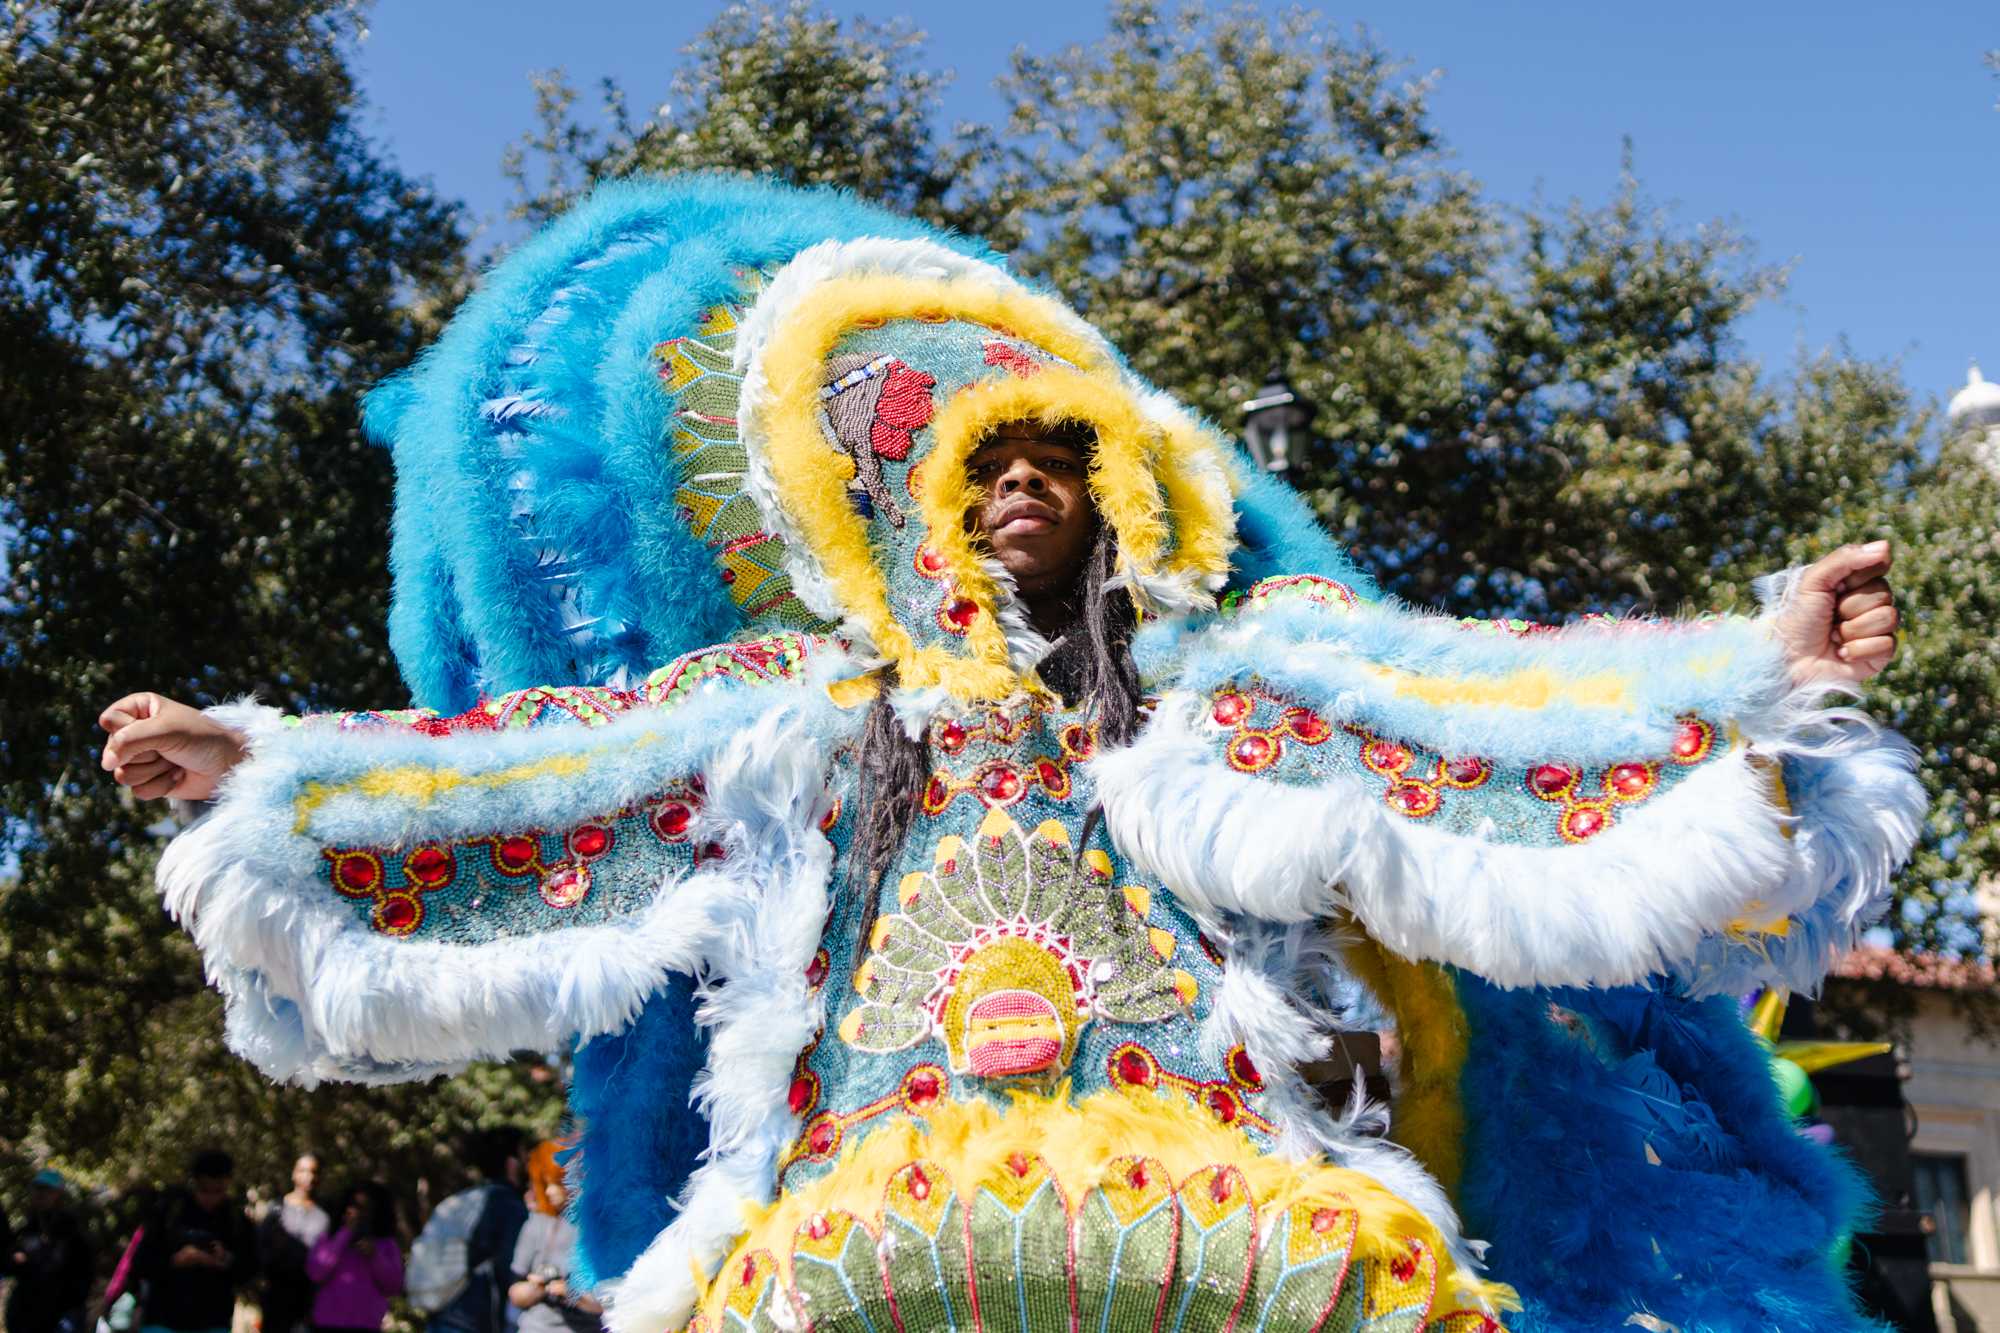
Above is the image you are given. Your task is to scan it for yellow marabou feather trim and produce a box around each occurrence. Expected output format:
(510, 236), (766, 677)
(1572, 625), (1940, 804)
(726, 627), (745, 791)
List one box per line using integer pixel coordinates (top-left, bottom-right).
(693, 1086), (1513, 1327)
(753, 272), (1234, 701)
(1338, 920), (1468, 1201)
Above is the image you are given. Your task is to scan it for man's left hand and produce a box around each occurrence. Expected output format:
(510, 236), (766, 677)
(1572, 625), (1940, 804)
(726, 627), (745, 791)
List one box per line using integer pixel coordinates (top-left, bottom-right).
(1772, 541), (1899, 687)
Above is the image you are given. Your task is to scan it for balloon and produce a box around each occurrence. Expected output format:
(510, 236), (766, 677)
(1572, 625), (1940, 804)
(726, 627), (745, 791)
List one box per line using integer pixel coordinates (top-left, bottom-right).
(1772, 1057), (1816, 1119)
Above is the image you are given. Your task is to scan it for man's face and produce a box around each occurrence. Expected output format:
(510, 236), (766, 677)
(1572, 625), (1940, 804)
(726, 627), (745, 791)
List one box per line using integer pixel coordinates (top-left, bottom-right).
(292, 1156), (318, 1195)
(965, 424), (1095, 600)
(191, 1174), (231, 1213)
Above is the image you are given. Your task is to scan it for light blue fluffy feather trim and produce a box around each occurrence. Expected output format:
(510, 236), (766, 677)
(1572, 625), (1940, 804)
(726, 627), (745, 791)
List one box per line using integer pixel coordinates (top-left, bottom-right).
(366, 173), (998, 711)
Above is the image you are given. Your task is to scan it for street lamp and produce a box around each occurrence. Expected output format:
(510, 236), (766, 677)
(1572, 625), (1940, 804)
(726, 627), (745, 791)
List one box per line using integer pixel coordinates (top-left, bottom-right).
(1240, 367), (1315, 474)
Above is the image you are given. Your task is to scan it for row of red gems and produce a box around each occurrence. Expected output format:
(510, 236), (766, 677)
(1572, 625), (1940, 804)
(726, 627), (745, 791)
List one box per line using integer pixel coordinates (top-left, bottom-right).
(327, 786), (715, 936)
(1525, 718), (1713, 844)
(1107, 1042), (1275, 1133)
(793, 1064), (947, 1161)
(1212, 689), (1336, 775)
(920, 754), (1073, 816)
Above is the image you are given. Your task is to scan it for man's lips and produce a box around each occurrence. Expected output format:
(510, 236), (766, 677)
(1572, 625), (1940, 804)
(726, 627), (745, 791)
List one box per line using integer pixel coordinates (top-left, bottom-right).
(991, 498), (1059, 535)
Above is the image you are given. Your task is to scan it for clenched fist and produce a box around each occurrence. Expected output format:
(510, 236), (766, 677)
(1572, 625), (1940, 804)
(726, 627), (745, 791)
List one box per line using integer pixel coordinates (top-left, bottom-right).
(98, 693), (249, 801)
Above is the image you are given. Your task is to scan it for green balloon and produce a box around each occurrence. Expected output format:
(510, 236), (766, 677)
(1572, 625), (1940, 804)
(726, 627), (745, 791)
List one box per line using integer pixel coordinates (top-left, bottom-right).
(1772, 1058), (1815, 1118)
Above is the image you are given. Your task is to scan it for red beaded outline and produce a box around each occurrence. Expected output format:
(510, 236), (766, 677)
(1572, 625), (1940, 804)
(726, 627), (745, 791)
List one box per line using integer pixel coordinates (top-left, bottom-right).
(1105, 1042), (1278, 1136)
(920, 753), (1075, 816)
(778, 1063), (951, 1180)
(1341, 722), (1493, 822)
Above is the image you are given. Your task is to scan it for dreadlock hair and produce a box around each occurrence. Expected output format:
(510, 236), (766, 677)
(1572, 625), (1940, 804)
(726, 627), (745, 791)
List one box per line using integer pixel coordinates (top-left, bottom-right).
(846, 520), (1143, 952)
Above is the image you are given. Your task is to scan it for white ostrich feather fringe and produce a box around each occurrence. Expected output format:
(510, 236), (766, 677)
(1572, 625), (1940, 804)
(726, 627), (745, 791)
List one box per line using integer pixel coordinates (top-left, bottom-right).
(1090, 692), (1923, 992)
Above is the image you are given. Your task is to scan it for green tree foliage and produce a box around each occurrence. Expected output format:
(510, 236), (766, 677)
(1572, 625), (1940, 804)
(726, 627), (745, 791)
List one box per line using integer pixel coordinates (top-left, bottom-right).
(503, 1), (954, 226)
(0, 0), (561, 1213)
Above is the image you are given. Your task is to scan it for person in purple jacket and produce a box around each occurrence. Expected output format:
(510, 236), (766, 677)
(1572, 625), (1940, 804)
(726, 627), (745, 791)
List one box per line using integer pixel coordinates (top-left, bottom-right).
(304, 1184), (403, 1333)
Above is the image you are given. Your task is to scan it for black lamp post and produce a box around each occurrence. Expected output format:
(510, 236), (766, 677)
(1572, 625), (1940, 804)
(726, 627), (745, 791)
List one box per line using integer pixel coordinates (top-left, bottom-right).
(1240, 367), (1315, 475)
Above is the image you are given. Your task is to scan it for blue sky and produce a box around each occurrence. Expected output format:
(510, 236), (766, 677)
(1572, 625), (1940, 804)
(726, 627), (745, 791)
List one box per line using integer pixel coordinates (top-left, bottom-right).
(354, 1), (1997, 413)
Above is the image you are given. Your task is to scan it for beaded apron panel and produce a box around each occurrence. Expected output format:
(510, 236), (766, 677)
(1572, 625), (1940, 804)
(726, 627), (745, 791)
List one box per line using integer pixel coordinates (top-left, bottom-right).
(783, 694), (1271, 1188)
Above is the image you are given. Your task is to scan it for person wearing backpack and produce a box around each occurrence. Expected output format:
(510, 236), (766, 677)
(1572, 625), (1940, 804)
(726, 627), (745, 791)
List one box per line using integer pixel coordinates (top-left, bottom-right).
(409, 1130), (526, 1333)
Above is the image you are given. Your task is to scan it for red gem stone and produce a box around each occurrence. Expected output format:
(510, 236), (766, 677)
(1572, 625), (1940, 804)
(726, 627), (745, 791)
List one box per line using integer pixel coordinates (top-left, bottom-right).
(1231, 735), (1273, 769)
(1283, 707), (1331, 743)
(540, 863), (590, 908)
(938, 720), (968, 752)
(1311, 1206), (1340, 1235)
(1528, 764), (1577, 798)
(1207, 1089), (1239, 1125)
(806, 1215), (830, 1241)
(1116, 1050), (1153, 1086)
(943, 598), (978, 630)
(979, 765), (1022, 804)
(653, 802), (693, 840)
(1563, 806), (1608, 841)
(1445, 756), (1489, 785)
(1211, 693), (1249, 726)
(804, 950), (829, 988)
(1007, 1151), (1030, 1178)
(338, 855), (379, 891)
(570, 825), (610, 859)
(905, 1069), (941, 1106)
(924, 777), (951, 810)
(1229, 1048), (1263, 1089)
(378, 896), (418, 932)
(940, 858), (957, 876)
(1674, 720), (1711, 758)
(695, 842), (727, 865)
(1365, 741), (1410, 773)
(787, 1076), (816, 1115)
(1608, 763), (1652, 797)
(1392, 1245), (1421, 1282)
(740, 1256), (757, 1286)
(917, 546), (947, 576)
(499, 835), (538, 868)
(1208, 1167), (1234, 1200)
(1127, 1163), (1149, 1190)
(907, 1166), (931, 1201)
(1035, 759), (1062, 788)
(1387, 783), (1439, 817)
(806, 1118), (837, 1156)
(406, 846), (451, 885)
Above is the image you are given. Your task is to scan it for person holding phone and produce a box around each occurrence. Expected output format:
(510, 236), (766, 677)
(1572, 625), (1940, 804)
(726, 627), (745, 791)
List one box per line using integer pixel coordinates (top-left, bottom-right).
(304, 1183), (403, 1333)
(134, 1151), (257, 1333)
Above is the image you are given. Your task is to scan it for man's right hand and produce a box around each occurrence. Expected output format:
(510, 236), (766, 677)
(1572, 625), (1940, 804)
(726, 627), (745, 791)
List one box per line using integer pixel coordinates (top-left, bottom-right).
(99, 693), (250, 801)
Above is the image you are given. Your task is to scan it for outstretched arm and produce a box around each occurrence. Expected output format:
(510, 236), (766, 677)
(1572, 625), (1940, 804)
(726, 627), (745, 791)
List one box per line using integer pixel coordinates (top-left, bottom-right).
(1099, 557), (1923, 993)
(108, 634), (855, 1085)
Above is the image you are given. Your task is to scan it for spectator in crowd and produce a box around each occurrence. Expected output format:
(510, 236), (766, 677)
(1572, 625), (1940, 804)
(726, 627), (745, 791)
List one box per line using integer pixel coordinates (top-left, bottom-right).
(506, 1157), (598, 1333)
(424, 1128), (526, 1333)
(520, 1146), (562, 1220)
(5, 1169), (95, 1333)
(305, 1183), (402, 1333)
(135, 1150), (258, 1333)
(258, 1154), (329, 1333)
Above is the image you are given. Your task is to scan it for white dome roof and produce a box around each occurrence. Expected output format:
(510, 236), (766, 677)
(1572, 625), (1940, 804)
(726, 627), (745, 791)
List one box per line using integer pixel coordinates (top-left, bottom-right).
(1949, 364), (2000, 434)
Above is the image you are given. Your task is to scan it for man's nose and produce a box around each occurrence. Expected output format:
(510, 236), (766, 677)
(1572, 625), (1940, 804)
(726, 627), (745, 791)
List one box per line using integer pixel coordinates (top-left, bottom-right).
(997, 459), (1047, 493)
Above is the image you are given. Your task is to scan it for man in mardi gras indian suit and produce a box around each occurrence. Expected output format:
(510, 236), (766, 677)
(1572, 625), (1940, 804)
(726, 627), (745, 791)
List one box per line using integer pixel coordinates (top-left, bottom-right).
(102, 176), (1920, 1333)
